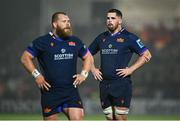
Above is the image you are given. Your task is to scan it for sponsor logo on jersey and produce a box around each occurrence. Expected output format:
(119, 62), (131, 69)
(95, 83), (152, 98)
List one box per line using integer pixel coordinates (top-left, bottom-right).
(68, 41), (76, 46)
(136, 39), (144, 48)
(116, 38), (124, 43)
(101, 44), (118, 54)
(102, 49), (118, 54)
(54, 48), (73, 60)
(54, 54), (73, 60)
(61, 48), (66, 53)
(108, 44), (112, 48)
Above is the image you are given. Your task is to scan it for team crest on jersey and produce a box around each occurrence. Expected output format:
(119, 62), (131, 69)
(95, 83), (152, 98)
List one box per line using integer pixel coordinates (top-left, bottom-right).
(50, 42), (54, 47)
(68, 41), (76, 46)
(44, 107), (51, 113)
(117, 38), (124, 43)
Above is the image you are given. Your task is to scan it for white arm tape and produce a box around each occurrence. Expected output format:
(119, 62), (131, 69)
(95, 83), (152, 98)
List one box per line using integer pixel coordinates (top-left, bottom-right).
(32, 69), (41, 78)
(103, 107), (112, 115)
(80, 70), (89, 78)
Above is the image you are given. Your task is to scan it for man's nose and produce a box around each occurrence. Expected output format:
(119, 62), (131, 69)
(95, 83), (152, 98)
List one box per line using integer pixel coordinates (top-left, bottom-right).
(67, 22), (70, 26)
(108, 20), (112, 24)
(108, 19), (112, 22)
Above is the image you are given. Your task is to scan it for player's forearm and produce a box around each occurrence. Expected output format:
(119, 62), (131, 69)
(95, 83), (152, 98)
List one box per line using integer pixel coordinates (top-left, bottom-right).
(82, 51), (92, 72)
(80, 52), (92, 78)
(90, 55), (96, 71)
(129, 50), (152, 72)
(21, 51), (36, 74)
(129, 56), (146, 72)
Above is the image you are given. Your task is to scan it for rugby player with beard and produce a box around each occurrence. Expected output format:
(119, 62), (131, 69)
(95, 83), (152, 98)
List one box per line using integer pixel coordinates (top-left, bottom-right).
(21, 12), (92, 121)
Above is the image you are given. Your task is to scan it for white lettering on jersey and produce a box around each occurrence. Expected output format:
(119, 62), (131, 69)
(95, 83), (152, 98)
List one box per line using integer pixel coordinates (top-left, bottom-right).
(101, 49), (118, 54)
(101, 44), (118, 54)
(54, 48), (73, 60)
(54, 54), (73, 60)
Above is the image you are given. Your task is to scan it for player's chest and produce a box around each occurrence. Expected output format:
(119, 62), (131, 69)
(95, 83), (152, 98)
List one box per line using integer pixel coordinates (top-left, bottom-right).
(44, 40), (78, 55)
(99, 36), (128, 53)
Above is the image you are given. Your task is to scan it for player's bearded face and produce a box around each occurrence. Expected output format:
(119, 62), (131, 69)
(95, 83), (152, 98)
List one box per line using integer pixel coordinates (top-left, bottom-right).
(54, 15), (72, 38)
(56, 25), (72, 38)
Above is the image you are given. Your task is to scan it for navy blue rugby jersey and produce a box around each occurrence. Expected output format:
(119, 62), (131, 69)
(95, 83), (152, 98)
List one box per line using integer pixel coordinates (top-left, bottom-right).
(26, 32), (88, 88)
(89, 29), (147, 81)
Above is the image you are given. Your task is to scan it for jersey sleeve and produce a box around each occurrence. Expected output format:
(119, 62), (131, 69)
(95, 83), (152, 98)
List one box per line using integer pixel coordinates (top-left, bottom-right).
(26, 37), (45, 57)
(128, 34), (147, 55)
(75, 37), (88, 58)
(88, 36), (100, 55)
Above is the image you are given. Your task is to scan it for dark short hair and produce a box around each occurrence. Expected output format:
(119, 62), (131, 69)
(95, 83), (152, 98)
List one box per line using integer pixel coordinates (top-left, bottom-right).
(107, 9), (122, 18)
(51, 12), (67, 23)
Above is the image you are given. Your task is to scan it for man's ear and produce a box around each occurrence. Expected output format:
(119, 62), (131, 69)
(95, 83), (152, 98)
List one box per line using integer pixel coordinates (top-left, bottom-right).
(52, 22), (57, 28)
(119, 18), (122, 25)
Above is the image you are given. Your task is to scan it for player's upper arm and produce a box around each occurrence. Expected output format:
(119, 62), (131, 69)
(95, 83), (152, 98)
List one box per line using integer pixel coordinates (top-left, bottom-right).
(70, 36), (88, 59)
(128, 34), (148, 56)
(21, 50), (34, 64)
(89, 35), (102, 55)
(26, 37), (46, 58)
(82, 50), (92, 60)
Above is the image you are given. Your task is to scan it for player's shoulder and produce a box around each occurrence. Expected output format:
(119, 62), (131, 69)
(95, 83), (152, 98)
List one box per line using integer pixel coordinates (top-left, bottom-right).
(68, 35), (87, 47)
(97, 31), (109, 38)
(122, 29), (139, 41)
(94, 31), (109, 41)
(69, 35), (80, 40)
(33, 33), (50, 43)
(68, 35), (83, 43)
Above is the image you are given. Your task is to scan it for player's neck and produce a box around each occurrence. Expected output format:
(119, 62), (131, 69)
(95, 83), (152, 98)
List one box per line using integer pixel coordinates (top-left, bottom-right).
(52, 30), (59, 38)
(110, 26), (122, 36)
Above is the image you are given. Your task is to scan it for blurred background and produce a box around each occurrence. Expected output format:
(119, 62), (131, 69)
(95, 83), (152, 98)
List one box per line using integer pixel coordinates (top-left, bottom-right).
(0, 0), (180, 119)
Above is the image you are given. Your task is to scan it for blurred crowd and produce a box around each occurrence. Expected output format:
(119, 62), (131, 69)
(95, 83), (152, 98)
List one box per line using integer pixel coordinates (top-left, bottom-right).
(132, 17), (180, 99)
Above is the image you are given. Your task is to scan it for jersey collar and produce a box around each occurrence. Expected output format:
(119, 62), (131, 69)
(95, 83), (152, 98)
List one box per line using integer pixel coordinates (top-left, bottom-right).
(110, 28), (125, 37)
(49, 31), (63, 42)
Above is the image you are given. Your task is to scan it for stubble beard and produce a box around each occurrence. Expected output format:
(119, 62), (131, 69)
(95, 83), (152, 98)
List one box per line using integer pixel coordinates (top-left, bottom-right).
(107, 23), (119, 33)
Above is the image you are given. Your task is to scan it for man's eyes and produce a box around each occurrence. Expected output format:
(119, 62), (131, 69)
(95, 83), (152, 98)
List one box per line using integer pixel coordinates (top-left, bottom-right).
(107, 17), (116, 19)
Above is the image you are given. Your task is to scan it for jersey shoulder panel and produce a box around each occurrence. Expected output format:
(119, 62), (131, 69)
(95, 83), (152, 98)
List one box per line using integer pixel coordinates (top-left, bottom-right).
(68, 35), (82, 42)
(121, 29), (139, 41)
(122, 30), (147, 55)
(32, 34), (50, 45)
(68, 35), (85, 47)
(96, 31), (109, 40)
(27, 34), (50, 57)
